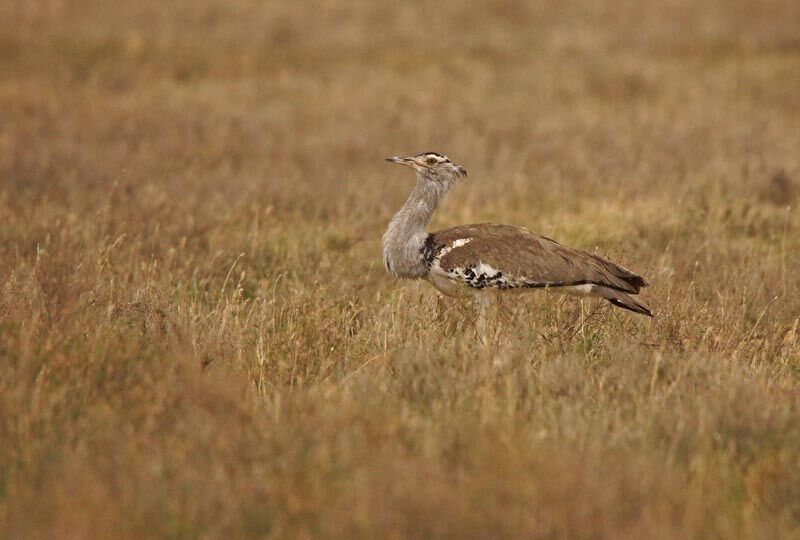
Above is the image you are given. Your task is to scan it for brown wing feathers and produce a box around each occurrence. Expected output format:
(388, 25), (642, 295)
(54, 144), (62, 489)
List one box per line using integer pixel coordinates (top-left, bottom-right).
(428, 224), (648, 294)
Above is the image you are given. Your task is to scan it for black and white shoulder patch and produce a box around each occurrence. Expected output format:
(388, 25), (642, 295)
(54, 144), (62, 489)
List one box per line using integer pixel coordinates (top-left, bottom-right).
(422, 235), (520, 291)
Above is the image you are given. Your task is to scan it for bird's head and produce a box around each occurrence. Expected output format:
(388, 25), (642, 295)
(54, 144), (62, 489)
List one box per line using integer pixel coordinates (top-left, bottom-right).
(386, 152), (467, 186)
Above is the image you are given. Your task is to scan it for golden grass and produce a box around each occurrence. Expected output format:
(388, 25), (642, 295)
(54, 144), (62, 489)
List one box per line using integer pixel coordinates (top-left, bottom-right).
(1, 1), (799, 538)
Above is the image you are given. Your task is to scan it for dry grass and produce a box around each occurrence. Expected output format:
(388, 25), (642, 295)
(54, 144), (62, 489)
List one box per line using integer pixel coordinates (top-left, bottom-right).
(1, 1), (800, 538)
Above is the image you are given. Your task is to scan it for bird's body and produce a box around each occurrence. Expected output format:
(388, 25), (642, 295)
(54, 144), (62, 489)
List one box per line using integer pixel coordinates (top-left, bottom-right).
(382, 152), (651, 317)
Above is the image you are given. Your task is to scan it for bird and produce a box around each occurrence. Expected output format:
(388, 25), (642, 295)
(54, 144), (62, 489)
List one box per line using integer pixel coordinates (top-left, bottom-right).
(382, 151), (651, 332)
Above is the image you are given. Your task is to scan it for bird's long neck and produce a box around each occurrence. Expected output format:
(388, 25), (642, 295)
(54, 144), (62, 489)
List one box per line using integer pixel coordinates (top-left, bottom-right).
(382, 177), (449, 278)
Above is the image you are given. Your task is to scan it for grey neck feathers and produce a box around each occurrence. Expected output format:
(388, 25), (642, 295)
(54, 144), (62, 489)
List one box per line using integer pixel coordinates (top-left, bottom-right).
(382, 175), (450, 279)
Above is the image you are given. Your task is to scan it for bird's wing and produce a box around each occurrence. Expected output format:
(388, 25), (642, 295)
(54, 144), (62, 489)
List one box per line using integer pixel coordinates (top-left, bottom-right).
(425, 224), (647, 293)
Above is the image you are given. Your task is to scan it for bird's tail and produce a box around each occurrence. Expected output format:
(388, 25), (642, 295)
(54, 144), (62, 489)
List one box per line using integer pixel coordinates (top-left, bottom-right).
(593, 286), (653, 317)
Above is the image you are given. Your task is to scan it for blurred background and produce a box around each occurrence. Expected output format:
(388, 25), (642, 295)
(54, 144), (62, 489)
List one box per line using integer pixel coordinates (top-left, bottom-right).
(4, 0), (798, 217)
(1, 1), (799, 538)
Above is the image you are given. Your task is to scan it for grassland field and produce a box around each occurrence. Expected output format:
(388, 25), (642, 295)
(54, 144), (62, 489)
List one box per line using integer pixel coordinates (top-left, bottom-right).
(1, 1), (799, 538)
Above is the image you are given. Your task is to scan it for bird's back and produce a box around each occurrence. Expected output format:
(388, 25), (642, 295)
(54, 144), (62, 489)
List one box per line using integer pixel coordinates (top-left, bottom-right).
(424, 223), (648, 294)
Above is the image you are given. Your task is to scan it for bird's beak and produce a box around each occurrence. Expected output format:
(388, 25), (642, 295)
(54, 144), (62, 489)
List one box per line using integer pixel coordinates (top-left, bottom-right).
(386, 156), (413, 166)
(456, 165), (467, 177)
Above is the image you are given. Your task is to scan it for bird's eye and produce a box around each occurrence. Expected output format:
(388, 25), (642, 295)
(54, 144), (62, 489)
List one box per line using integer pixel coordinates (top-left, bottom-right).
(426, 157), (437, 165)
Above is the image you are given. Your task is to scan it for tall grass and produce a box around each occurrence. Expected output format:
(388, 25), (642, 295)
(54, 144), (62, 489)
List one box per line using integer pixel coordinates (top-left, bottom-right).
(1, 1), (799, 538)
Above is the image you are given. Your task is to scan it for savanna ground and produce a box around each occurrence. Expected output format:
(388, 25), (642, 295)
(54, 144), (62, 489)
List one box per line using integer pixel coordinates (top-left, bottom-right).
(1, 1), (799, 538)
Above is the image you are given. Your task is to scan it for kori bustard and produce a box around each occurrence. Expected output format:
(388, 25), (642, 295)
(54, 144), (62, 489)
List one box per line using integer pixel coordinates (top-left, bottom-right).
(382, 152), (651, 329)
